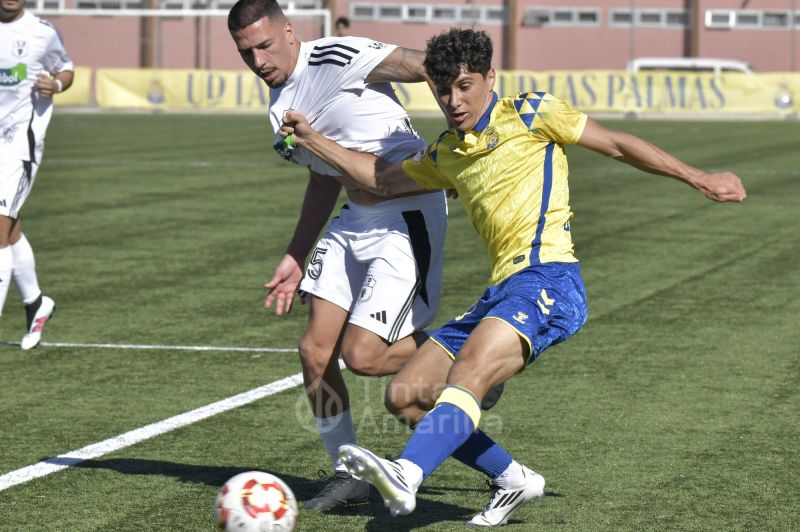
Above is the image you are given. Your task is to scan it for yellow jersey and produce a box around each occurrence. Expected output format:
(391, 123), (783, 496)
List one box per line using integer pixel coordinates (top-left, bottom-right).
(402, 91), (587, 284)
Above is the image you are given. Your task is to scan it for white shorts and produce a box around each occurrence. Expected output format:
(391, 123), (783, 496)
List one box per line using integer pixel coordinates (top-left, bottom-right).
(299, 191), (447, 343)
(0, 158), (39, 218)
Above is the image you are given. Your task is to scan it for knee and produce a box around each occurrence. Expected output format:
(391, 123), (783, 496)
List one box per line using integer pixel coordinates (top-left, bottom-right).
(297, 337), (333, 379)
(383, 380), (409, 417)
(341, 339), (388, 377)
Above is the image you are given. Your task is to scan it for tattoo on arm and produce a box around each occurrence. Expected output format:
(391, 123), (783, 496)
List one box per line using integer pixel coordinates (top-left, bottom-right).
(366, 48), (427, 83)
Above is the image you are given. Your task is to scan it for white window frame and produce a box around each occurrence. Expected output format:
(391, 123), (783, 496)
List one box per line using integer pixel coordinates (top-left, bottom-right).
(734, 10), (760, 28)
(431, 5), (457, 22)
(459, 5), (481, 23)
(636, 9), (663, 27)
(405, 4), (429, 22)
(609, 8), (634, 27)
(350, 3), (375, 21)
(762, 10), (790, 28)
(483, 5), (505, 24)
(524, 6), (599, 27)
(347, 2), (503, 26)
(34, 0), (65, 8)
(574, 9), (600, 26)
(376, 3), (403, 20)
(664, 10), (689, 28)
(705, 9), (734, 28)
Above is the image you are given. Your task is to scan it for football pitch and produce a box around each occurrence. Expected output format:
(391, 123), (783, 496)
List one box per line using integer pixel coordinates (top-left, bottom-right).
(1, 113), (798, 531)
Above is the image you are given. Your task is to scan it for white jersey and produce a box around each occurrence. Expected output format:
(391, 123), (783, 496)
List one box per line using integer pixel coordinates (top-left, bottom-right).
(0, 11), (73, 162)
(269, 37), (425, 175)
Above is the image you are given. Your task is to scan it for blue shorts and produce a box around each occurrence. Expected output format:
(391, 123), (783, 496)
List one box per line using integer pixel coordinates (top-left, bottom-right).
(429, 263), (588, 365)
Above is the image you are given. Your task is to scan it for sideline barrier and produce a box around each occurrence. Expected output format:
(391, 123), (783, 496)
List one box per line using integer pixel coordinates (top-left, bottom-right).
(78, 67), (800, 115)
(52, 66), (92, 106)
(96, 68), (268, 111)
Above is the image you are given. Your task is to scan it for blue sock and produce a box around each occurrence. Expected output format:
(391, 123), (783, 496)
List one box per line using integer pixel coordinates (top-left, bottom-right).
(452, 430), (513, 478)
(400, 402), (475, 478)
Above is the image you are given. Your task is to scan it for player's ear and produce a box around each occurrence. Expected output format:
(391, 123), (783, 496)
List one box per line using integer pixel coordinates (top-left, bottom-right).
(486, 68), (496, 89)
(285, 22), (295, 44)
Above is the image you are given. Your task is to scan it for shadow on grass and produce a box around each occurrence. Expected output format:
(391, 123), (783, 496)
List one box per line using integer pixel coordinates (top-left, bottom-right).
(51, 457), (487, 528)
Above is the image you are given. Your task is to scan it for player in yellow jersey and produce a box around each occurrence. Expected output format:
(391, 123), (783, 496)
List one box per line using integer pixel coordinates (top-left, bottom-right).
(280, 28), (746, 526)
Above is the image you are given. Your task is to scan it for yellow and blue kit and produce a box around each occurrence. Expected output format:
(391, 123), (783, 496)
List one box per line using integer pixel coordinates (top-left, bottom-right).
(402, 91), (590, 362)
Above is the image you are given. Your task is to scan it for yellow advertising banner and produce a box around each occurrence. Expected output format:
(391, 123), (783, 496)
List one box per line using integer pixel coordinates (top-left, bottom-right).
(492, 70), (800, 114)
(96, 68), (270, 111)
(94, 67), (800, 115)
(53, 66), (92, 107)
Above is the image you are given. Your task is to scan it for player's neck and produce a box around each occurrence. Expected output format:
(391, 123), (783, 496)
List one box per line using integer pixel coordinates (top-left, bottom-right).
(0, 9), (24, 23)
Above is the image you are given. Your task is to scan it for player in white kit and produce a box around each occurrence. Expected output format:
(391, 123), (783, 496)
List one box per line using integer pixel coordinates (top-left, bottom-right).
(228, 0), (447, 510)
(0, 0), (73, 349)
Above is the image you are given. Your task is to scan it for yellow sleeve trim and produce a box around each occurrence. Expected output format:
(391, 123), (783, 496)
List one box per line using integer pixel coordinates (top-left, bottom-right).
(572, 112), (589, 144)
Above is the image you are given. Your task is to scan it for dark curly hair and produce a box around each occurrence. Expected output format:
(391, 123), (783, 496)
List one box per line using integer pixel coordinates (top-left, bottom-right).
(423, 29), (493, 90)
(228, 0), (284, 32)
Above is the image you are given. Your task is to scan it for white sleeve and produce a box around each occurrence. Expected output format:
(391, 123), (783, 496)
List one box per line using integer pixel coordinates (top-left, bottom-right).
(41, 22), (73, 74)
(307, 37), (396, 92)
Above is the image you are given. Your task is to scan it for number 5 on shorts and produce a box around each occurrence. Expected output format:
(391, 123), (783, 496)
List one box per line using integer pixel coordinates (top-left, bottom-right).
(307, 247), (327, 280)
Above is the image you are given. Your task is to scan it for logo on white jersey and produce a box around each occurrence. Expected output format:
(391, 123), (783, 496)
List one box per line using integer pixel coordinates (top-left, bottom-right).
(368, 41), (388, 49)
(0, 64), (27, 87)
(12, 40), (29, 58)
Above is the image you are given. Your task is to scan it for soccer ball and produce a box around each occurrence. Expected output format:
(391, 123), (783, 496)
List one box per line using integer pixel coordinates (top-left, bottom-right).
(215, 471), (297, 531)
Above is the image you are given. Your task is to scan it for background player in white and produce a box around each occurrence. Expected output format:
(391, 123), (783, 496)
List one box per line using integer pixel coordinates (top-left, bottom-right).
(0, 0), (72, 349)
(228, 0), (447, 510)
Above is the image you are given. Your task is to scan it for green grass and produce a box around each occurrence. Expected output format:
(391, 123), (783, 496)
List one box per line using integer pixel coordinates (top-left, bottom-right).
(0, 114), (798, 531)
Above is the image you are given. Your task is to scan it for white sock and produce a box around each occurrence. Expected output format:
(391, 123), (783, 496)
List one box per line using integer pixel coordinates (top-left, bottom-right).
(396, 458), (424, 492)
(316, 410), (356, 472)
(11, 234), (41, 304)
(493, 460), (525, 488)
(0, 246), (13, 316)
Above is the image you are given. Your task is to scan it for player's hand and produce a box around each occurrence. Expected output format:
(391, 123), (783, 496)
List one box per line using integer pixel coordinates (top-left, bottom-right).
(35, 74), (58, 98)
(694, 172), (747, 202)
(264, 254), (304, 316)
(280, 110), (316, 146)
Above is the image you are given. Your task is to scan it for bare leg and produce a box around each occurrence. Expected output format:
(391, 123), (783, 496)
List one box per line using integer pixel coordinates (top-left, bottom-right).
(383, 339), (453, 425)
(298, 296), (350, 417)
(340, 325), (427, 377)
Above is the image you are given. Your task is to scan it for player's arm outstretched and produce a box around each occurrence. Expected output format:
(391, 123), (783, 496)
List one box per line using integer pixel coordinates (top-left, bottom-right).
(281, 111), (420, 197)
(265, 171), (342, 315)
(577, 118), (747, 202)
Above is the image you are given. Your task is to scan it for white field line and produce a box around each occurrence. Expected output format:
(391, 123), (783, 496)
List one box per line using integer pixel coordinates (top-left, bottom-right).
(0, 360), (343, 492)
(0, 341), (297, 353)
(45, 158), (264, 169)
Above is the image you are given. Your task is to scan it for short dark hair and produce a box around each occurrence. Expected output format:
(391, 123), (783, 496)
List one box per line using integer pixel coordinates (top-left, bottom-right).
(228, 0), (285, 32)
(423, 28), (493, 90)
(335, 16), (350, 28)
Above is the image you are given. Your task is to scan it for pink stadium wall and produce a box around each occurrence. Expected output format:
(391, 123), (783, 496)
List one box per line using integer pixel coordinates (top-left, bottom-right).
(41, 0), (800, 72)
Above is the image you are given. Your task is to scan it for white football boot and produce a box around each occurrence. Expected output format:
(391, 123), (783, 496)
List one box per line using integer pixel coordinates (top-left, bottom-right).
(339, 444), (422, 516)
(467, 465), (545, 527)
(20, 295), (56, 350)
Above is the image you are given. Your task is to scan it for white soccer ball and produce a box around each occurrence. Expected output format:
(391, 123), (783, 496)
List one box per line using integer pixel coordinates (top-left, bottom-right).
(215, 471), (298, 531)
